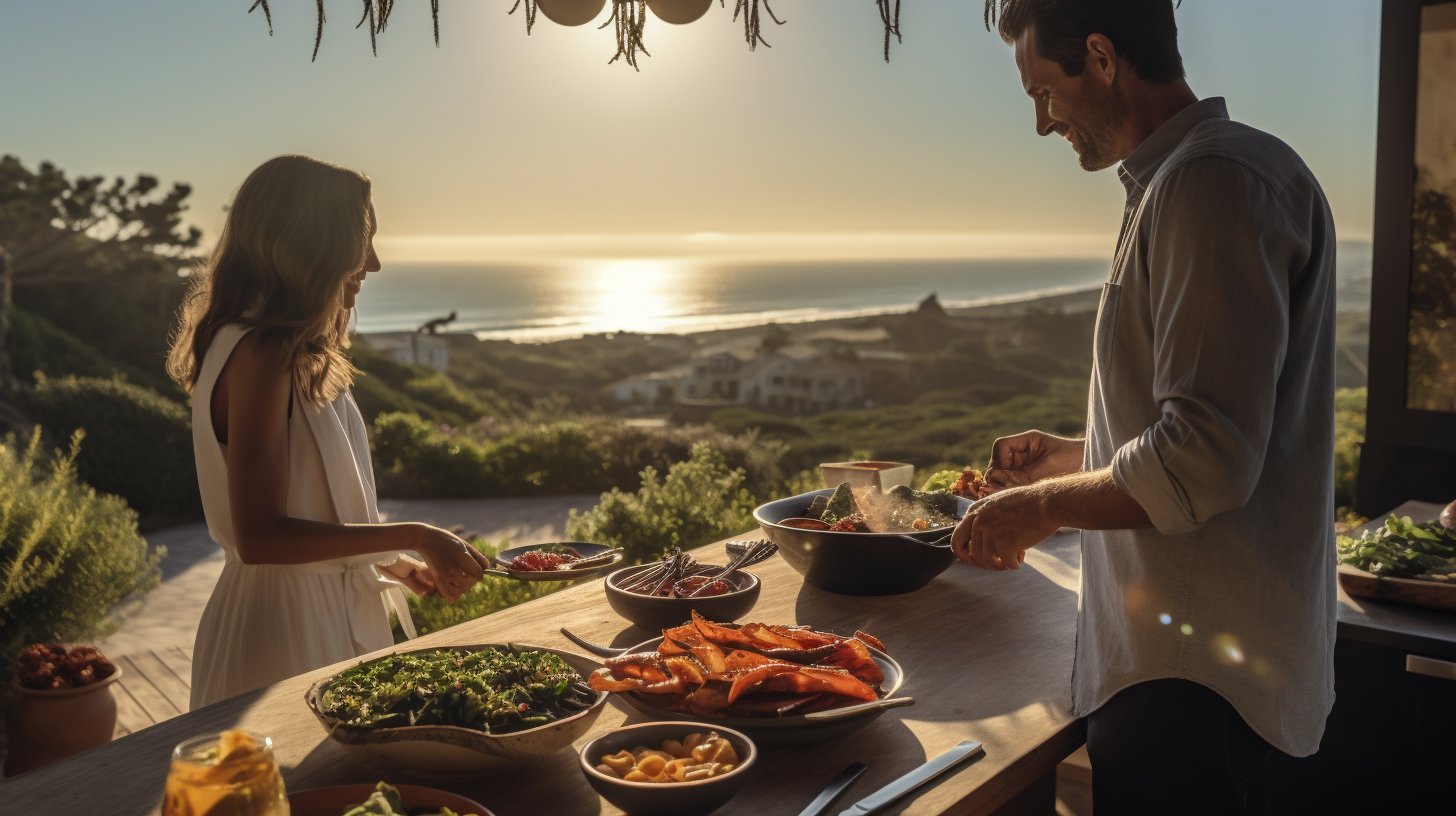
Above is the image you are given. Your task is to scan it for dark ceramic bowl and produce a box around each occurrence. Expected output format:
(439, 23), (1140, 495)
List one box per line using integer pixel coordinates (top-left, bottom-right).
(603, 565), (761, 630)
(579, 721), (757, 816)
(753, 488), (970, 595)
(612, 636), (909, 746)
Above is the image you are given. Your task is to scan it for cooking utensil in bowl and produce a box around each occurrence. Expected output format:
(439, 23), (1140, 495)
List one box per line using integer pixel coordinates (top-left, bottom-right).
(603, 564), (761, 630)
(489, 543), (623, 581)
(754, 489), (972, 595)
(559, 627), (628, 657)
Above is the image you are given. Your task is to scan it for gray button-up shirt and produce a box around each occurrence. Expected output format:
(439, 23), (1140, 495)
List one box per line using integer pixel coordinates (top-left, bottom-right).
(1078, 97), (1337, 756)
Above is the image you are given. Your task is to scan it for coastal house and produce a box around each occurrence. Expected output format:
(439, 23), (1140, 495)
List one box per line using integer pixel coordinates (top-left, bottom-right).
(604, 365), (692, 411)
(360, 332), (450, 373)
(605, 346), (865, 415)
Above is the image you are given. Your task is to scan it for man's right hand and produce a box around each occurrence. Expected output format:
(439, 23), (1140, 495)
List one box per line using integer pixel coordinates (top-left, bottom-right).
(984, 431), (1085, 492)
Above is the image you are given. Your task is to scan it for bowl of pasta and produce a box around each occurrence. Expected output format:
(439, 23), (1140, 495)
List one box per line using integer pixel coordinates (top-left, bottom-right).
(578, 721), (757, 816)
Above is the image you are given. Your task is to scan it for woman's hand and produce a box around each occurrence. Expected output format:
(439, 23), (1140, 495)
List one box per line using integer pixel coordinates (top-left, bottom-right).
(378, 554), (438, 596)
(413, 525), (490, 601)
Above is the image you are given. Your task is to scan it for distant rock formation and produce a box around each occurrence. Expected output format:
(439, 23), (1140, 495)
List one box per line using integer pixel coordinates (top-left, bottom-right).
(916, 293), (947, 317)
(417, 310), (458, 335)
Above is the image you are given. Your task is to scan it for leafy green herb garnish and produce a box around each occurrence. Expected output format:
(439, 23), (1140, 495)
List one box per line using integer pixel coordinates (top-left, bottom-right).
(320, 647), (597, 734)
(1337, 516), (1456, 580)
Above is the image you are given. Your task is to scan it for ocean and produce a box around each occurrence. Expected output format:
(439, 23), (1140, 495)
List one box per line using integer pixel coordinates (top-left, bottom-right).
(353, 244), (1373, 342)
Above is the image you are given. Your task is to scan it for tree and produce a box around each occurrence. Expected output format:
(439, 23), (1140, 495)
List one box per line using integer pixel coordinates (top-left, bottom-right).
(1406, 171), (1456, 411)
(759, 323), (791, 354)
(0, 156), (201, 394)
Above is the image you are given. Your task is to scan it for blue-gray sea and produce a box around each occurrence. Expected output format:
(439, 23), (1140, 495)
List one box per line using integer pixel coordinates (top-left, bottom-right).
(354, 243), (1372, 342)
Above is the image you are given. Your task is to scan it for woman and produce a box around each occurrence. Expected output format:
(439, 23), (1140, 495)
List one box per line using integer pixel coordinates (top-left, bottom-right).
(168, 155), (488, 709)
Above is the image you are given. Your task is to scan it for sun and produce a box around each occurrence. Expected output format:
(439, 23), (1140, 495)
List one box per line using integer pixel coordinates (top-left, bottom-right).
(582, 259), (685, 335)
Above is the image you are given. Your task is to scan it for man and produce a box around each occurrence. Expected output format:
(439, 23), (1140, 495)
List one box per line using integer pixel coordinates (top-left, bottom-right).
(952, 2), (1337, 813)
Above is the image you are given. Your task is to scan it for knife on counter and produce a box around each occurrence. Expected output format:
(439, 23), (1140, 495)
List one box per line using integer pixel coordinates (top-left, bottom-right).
(837, 740), (984, 816)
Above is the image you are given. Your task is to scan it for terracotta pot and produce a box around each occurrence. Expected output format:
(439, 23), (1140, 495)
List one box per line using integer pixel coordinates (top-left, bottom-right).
(4, 667), (121, 777)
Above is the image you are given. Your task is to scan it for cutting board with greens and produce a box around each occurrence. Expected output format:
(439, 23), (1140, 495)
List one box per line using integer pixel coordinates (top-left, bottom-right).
(1337, 515), (1456, 612)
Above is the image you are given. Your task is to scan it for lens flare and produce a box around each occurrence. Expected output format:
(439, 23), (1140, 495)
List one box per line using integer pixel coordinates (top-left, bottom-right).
(1158, 613), (1172, 625)
(1179, 623), (1194, 636)
(1212, 634), (1246, 666)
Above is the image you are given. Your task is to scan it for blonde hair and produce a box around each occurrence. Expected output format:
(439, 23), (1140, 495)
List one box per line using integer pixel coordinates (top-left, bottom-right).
(168, 155), (373, 405)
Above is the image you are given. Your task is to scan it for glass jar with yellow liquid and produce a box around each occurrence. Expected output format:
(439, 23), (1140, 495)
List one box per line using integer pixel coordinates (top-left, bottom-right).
(162, 730), (289, 816)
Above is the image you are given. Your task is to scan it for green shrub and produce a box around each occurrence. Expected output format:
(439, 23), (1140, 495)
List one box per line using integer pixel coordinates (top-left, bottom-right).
(371, 412), (792, 502)
(352, 372), (464, 428)
(349, 341), (502, 426)
(372, 412), (496, 498)
(403, 374), (490, 422)
(1334, 387), (1366, 512)
(5, 306), (180, 397)
(18, 375), (199, 516)
(394, 539), (566, 640)
(486, 423), (613, 495)
(6, 307), (126, 382)
(0, 431), (164, 677)
(566, 443), (758, 565)
(708, 408), (809, 439)
(595, 425), (788, 503)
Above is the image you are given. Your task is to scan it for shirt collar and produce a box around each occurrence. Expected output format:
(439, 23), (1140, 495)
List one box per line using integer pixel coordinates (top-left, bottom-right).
(1118, 96), (1229, 193)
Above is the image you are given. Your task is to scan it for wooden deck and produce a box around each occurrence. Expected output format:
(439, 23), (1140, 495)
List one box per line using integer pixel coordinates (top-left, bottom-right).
(111, 647), (193, 738)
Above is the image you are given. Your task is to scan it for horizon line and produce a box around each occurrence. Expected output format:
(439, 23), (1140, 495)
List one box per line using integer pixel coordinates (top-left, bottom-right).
(371, 230), (1375, 263)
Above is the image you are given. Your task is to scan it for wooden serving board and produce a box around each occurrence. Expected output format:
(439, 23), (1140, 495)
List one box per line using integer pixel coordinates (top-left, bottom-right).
(1337, 563), (1456, 613)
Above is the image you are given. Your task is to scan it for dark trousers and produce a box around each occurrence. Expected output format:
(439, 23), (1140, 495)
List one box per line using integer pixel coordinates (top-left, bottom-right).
(1087, 679), (1289, 816)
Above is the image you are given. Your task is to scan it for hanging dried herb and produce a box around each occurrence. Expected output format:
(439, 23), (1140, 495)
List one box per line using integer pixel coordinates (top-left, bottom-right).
(877, 0), (902, 63)
(731, 0), (785, 51)
(509, 0), (539, 35)
(247, 0), (902, 66)
(603, 0), (651, 70)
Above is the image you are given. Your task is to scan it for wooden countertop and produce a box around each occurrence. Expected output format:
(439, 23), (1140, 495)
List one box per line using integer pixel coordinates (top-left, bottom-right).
(1336, 501), (1456, 660)
(0, 532), (1087, 816)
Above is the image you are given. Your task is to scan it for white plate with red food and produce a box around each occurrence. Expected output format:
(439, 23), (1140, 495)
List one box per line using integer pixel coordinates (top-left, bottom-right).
(488, 542), (624, 581)
(586, 612), (909, 745)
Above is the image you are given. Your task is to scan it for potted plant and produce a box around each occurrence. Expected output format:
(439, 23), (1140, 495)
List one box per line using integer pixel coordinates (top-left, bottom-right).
(5, 642), (121, 776)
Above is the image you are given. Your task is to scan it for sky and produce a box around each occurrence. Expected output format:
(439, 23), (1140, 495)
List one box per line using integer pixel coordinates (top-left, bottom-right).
(0, 0), (1382, 262)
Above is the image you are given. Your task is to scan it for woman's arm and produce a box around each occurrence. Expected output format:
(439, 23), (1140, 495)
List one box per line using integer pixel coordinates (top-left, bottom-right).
(218, 332), (486, 599)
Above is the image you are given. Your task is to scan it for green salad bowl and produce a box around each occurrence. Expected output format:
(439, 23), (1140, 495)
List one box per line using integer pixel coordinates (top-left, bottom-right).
(304, 643), (608, 776)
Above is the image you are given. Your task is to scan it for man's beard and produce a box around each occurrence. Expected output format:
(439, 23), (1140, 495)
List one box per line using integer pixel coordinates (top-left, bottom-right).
(1065, 90), (1127, 172)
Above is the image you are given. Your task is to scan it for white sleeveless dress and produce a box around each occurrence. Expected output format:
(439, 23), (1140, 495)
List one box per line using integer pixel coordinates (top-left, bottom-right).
(189, 324), (416, 709)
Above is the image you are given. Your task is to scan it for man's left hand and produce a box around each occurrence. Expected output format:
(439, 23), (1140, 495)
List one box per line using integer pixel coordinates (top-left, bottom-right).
(951, 487), (1061, 571)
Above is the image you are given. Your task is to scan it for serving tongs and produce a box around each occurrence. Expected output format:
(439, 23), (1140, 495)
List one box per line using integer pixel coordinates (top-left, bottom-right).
(617, 539), (778, 598)
(481, 547), (624, 581)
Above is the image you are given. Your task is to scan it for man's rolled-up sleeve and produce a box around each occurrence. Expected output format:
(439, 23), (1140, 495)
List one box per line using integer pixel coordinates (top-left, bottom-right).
(1111, 157), (1301, 536)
